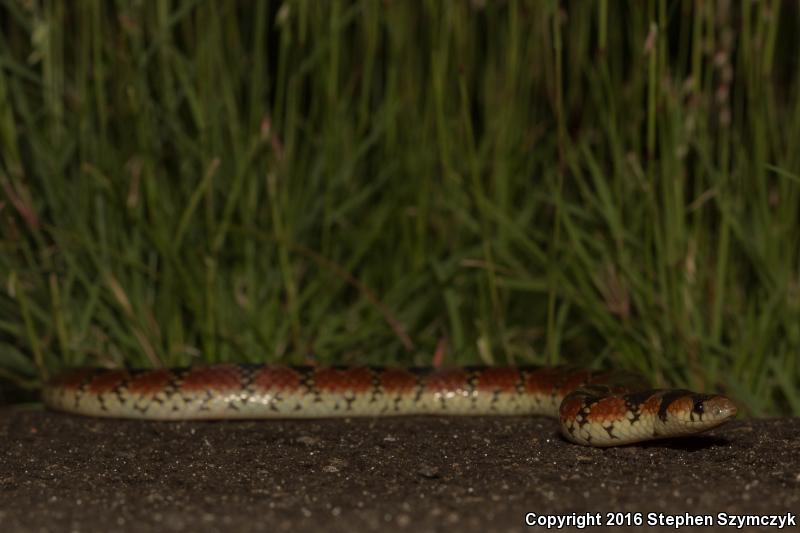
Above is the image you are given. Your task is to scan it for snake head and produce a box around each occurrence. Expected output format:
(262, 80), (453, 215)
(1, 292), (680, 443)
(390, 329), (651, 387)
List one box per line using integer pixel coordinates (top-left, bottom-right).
(694, 394), (738, 421)
(656, 392), (738, 437)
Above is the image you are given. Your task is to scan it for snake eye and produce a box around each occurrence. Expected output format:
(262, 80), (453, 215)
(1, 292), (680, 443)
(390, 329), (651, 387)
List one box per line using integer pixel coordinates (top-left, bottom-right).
(692, 397), (705, 416)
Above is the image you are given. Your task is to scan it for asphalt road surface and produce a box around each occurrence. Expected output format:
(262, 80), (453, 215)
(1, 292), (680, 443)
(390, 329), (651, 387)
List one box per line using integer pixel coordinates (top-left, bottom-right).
(0, 410), (797, 532)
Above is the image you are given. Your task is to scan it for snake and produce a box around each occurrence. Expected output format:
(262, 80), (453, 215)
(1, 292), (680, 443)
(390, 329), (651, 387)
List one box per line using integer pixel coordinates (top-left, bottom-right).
(41, 364), (737, 447)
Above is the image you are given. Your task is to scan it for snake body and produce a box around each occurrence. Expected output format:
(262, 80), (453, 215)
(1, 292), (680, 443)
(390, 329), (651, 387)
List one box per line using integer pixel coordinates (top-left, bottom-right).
(42, 364), (737, 447)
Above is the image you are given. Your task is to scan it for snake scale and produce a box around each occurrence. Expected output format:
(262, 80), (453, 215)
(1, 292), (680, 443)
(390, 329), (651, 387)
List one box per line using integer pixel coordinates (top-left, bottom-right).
(42, 364), (737, 447)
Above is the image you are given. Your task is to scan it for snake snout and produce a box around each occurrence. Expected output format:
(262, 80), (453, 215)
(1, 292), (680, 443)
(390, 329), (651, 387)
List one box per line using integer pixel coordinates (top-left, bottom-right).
(703, 395), (737, 420)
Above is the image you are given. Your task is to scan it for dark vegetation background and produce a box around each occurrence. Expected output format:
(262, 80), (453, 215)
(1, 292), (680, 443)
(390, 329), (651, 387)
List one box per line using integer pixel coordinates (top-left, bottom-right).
(0, 1), (798, 415)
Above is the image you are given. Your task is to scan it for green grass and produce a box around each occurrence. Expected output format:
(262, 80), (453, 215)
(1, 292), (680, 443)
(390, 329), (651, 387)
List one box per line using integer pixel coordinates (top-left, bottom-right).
(0, 0), (798, 416)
